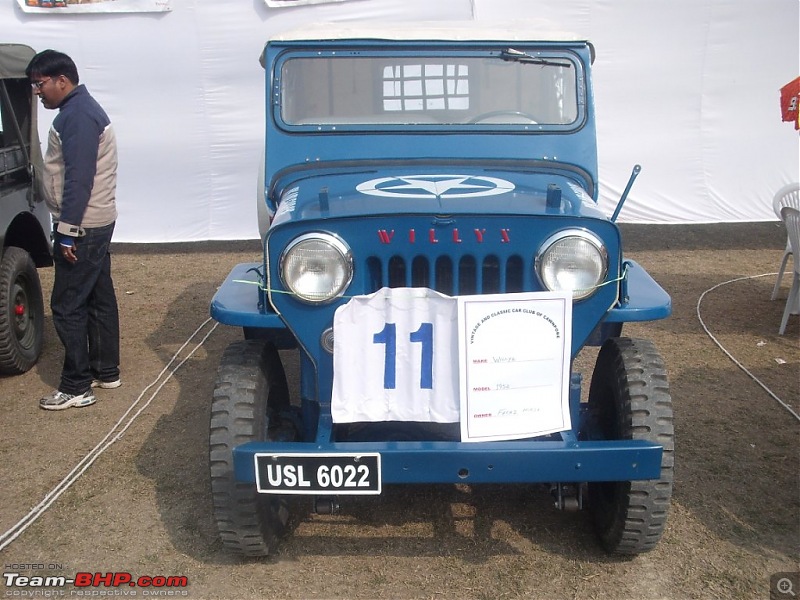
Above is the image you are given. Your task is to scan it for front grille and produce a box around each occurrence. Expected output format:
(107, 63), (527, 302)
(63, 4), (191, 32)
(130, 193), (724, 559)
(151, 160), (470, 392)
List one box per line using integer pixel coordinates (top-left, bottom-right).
(365, 254), (528, 295)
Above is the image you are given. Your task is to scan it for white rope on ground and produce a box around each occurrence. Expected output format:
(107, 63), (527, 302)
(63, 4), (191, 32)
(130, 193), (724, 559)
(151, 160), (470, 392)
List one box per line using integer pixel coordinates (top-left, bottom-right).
(697, 272), (800, 422)
(0, 318), (219, 552)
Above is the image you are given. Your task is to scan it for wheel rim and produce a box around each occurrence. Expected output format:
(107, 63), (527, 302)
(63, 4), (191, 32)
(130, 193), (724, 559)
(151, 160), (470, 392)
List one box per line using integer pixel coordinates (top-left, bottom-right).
(12, 276), (35, 348)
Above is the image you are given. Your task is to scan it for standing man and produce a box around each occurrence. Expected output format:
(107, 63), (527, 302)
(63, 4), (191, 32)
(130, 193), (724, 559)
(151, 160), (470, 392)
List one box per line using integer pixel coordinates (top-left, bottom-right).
(27, 50), (121, 410)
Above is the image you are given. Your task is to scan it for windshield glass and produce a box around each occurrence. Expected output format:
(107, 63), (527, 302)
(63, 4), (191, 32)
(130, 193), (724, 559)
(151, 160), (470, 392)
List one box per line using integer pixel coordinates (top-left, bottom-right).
(279, 51), (580, 128)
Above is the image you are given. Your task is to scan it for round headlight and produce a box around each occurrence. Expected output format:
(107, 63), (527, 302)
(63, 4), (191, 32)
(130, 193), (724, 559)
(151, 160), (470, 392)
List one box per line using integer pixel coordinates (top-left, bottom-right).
(536, 230), (608, 300)
(280, 233), (353, 304)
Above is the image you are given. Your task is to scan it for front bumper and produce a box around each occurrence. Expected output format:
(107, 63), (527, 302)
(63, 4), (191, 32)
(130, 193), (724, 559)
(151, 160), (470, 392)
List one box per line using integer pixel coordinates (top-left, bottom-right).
(233, 438), (663, 485)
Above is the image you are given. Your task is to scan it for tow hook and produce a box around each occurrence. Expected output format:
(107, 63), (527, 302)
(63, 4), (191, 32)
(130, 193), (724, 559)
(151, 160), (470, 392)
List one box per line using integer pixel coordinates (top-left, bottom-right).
(313, 496), (340, 515)
(551, 483), (584, 512)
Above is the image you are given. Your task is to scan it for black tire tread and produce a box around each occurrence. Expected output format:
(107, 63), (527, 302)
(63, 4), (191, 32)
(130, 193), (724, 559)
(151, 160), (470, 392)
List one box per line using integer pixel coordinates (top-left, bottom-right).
(209, 339), (290, 557)
(587, 337), (674, 555)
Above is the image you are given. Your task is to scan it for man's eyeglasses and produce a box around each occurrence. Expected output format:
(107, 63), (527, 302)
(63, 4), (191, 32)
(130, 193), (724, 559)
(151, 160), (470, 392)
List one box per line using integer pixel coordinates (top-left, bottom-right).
(30, 77), (52, 90)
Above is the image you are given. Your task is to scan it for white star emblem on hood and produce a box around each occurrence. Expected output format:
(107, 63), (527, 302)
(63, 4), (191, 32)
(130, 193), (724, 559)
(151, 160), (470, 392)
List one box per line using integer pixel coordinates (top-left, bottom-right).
(356, 174), (515, 199)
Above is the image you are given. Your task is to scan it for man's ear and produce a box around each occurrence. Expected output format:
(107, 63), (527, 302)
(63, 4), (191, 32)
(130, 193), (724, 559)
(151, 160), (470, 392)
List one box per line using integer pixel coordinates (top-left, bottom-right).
(54, 74), (71, 89)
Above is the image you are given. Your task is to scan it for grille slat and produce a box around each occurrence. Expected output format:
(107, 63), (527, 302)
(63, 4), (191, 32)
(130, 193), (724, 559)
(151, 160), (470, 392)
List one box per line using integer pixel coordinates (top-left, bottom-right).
(367, 254), (529, 296)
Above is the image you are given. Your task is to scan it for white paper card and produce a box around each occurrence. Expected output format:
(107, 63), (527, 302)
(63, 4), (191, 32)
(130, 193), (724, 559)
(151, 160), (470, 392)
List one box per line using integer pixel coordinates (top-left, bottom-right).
(457, 292), (572, 442)
(332, 287), (459, 424)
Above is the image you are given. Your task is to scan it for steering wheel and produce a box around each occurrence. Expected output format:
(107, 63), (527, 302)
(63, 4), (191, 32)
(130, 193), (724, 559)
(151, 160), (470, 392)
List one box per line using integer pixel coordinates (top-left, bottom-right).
(467, 110), (539, 124)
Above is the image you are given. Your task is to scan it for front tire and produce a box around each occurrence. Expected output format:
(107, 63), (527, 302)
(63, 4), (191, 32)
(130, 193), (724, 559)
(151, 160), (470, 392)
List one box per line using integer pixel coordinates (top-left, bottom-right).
(585, 337), (674, 555)
(209, 339), (293, 557)
(0, 247), (44, 375)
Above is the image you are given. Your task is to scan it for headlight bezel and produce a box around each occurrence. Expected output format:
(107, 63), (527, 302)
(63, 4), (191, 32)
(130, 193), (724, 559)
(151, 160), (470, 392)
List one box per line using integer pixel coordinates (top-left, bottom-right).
(535, 228), (609, 301)
(279, 232), (353, 304)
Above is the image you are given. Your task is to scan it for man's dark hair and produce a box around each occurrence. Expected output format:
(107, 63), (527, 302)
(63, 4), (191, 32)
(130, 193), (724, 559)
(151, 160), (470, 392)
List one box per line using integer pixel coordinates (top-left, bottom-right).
(25, 49), (79, 85)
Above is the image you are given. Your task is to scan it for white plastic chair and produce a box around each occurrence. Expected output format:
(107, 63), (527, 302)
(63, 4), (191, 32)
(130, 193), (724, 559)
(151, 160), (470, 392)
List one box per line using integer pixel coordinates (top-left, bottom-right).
(779, 205), (800, 335)
(771, 183), (800, 300)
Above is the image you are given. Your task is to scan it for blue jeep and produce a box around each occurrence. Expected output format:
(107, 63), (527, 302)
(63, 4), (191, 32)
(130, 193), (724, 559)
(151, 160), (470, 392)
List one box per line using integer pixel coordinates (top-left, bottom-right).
(209, 23), (673, 557)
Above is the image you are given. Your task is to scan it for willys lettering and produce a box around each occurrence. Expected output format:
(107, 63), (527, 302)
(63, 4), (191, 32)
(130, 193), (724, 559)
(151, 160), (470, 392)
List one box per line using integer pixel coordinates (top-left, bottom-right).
(377, 228), (511, 244)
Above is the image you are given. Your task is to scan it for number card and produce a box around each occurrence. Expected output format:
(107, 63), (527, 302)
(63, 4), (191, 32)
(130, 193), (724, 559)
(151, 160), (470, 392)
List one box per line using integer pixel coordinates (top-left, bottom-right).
(332, 287), (460, 423)
(457, 292), (572, 442)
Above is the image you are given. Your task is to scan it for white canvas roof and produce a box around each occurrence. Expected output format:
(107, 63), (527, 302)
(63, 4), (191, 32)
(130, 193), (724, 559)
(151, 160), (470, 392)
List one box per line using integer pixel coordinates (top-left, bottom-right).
(267, 21), (587, 44)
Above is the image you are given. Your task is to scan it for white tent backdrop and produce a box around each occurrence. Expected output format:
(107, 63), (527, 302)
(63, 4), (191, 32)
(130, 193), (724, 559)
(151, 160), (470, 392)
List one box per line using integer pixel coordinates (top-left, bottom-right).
(1, 0), (798, 242)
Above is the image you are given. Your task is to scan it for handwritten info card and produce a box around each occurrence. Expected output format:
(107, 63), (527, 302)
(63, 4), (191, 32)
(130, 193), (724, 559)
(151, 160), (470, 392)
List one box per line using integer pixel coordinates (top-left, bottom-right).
(457, 292), (572, 442)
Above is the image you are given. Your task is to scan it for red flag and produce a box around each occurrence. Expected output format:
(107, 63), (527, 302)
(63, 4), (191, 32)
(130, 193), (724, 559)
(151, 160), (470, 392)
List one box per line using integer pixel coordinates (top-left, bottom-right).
(780, 76), (800, 130)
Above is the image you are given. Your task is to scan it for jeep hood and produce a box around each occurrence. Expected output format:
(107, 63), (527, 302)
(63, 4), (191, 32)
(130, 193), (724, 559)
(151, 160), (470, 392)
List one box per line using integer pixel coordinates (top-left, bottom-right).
(270, 169), (606, 228)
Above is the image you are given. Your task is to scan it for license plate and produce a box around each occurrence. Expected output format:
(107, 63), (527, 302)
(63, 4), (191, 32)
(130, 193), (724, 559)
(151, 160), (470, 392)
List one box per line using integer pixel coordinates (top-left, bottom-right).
(254, 453), (381, 495)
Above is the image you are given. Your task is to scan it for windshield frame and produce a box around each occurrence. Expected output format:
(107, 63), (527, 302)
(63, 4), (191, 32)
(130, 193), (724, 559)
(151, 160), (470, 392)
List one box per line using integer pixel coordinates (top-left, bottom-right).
(272, 46), (587, 133)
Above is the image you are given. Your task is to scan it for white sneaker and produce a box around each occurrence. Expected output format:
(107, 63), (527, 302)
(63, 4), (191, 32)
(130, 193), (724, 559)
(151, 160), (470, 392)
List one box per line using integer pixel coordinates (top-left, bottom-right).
(40, 390), (96, 411)
(91, 378), (121, 389)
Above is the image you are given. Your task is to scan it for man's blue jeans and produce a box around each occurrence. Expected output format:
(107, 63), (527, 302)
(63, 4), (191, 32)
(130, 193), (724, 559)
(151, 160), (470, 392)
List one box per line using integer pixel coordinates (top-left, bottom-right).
(51, 222), (120, 394)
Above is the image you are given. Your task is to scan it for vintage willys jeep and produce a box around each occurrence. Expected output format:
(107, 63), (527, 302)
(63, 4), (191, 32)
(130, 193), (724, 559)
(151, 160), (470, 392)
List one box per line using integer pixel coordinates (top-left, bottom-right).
(209, 22), (673, 557)
(0, 44), (51, 374)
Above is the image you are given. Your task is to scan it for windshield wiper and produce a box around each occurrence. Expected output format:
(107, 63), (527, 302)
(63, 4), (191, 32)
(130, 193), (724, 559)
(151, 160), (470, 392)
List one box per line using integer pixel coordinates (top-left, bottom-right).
(500, 48), (572, 68)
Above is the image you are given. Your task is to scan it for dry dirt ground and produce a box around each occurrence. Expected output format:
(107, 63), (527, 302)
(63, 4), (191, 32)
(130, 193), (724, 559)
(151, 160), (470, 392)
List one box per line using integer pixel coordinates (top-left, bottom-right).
(0, 223), (797, 600)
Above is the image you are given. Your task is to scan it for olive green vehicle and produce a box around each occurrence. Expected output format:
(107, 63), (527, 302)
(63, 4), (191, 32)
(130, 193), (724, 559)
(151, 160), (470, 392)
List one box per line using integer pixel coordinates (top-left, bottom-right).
(0, 44), (52, 374)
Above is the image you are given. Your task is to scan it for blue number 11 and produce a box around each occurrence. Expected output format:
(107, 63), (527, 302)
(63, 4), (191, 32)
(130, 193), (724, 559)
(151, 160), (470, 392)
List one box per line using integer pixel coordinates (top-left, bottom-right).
(373, 322), (433, 390)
